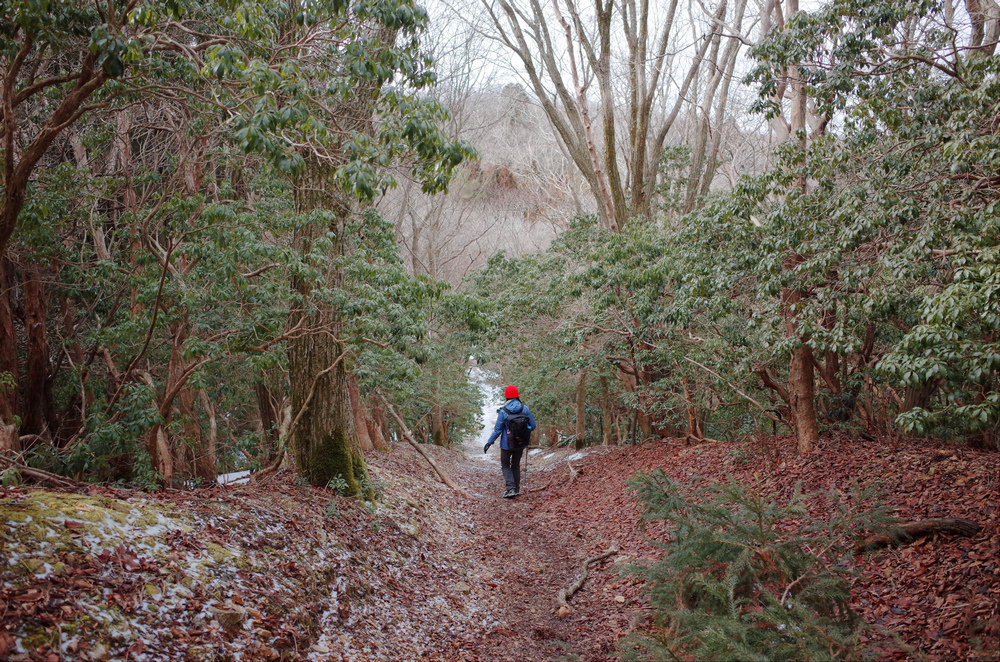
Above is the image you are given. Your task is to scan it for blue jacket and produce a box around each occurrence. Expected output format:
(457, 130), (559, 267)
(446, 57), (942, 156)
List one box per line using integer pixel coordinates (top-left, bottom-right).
(486, 399), (536, 450)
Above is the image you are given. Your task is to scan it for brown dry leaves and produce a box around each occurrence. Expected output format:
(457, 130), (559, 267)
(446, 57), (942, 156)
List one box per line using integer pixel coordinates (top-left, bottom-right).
(1, 433), (996, 662)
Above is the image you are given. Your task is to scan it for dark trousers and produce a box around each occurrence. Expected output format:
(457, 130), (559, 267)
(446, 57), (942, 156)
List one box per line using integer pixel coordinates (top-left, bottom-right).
(500, 447), (524, 491)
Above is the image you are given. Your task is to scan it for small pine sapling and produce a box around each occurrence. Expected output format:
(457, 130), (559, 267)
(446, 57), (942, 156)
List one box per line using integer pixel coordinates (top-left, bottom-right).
(621, 471), (893, 661)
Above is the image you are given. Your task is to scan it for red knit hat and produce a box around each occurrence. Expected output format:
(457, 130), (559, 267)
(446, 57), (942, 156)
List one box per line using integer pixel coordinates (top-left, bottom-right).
(504, 385), (519, 399)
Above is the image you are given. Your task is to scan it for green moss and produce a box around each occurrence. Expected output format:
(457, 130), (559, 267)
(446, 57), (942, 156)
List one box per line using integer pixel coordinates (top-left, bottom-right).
(233, 555), (255, 571)
(21, 558), (45, 574)
(205, 541), (234, 563)
(308, 426), (370, 497)
(21, 624), (50, 650)
(184, 646), (208, 660)
(6, 510), (30, 523)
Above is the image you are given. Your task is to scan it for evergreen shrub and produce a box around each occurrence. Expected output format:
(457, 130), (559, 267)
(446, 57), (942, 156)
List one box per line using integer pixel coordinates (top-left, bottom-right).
(621, 471), (891, 661)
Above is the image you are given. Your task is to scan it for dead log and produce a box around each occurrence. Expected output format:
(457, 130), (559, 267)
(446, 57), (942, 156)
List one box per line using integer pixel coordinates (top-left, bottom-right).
(556, 546), (618, 617)
(0, 455), (87, 490)
(379, 395), (469, 497)
(855, 518), (981, 553)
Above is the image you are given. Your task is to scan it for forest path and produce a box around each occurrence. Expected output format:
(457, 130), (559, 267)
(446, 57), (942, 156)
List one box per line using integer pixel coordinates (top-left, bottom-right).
(440, 430), (637, 662)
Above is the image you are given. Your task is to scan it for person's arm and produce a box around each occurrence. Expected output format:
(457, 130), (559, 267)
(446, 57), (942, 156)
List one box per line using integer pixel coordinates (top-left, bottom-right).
(484, 409), (505, 450)
(526, 407), (537, 432)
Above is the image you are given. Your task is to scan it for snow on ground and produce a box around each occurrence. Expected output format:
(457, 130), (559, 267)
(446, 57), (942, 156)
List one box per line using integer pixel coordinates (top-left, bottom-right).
(0, 456), (504, 662)
(217, 470), (252, 485)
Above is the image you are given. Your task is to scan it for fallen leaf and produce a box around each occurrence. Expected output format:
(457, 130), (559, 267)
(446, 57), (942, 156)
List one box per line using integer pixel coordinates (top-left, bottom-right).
(14, 590), (43, 602)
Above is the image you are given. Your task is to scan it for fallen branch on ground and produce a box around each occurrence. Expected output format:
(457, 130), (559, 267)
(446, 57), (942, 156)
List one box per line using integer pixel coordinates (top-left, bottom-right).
(685, 435), (723, 444)
(526, 479), (553, 493)
(0, 455), (87, 490)
(556, 546), (619, 617)
(379, 394), (469, 497)
(855, 518), (981, 553)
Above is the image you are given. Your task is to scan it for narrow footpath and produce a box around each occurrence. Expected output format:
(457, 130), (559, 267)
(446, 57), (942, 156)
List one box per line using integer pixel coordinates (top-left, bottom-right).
(437, 433), (650, 662)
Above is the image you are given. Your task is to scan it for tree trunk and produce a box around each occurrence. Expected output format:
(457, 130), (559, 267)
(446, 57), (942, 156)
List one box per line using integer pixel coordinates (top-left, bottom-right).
(575, 369), (587, 444)
(599, 375), (611, 445)
(141, 369), (174, 484)
(0, 258), (19, 450)
(788, 340), (819, 454)
(366, 394), (389, 450)
(431, 402), (447, 446)
(783, 280), (818, 454)
(430, 366), (446, 446)
(21, 262), (54, 438)
(682, 377), (704, 440)
(255, 381), (280, 465)
(348, 371), (375, 451)
(288, 163), (367, 493)
(176, 385), (199, 481)
(613, 364), (653, 441)
(195, 388), (218, 482)
(901, 381), (936, 413)
(683, 0), (729, 214)
(56, 293), (91, 445)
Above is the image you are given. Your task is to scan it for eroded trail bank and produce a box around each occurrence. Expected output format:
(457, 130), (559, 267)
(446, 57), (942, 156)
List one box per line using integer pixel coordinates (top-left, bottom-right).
(2, 434), (997, 661)
(0, 437), (625, 662)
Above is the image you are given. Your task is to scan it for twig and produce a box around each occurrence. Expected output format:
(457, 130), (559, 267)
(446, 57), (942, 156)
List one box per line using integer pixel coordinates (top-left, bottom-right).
(526, 479), (553, 493)
(682, 356), (784, 425)
(556, 547), (619, 615)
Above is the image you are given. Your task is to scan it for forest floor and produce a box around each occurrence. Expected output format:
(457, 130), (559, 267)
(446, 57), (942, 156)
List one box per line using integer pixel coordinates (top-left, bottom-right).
(1, 432), (997, 662)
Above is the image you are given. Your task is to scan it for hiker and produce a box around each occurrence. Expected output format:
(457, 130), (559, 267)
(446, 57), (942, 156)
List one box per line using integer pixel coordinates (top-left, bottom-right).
(483, 385), (536, 498)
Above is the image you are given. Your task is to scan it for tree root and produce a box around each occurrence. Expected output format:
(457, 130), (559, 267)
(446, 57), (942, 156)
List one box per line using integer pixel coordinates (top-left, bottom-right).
(556, 546), (618, 617)
(855, 518), (981, 553)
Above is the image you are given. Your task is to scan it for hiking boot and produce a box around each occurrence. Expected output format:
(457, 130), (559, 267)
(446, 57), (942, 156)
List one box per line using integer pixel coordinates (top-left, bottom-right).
(502, 488), (515, 499)
(512, 487), (521, 497)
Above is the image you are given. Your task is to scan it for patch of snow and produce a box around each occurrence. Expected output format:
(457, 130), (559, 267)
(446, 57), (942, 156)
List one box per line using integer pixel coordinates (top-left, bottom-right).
(217, 470), (251, 485)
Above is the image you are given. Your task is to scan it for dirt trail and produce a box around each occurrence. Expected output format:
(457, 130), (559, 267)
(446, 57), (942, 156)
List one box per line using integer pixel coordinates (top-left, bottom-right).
(441, 436), (642, 662)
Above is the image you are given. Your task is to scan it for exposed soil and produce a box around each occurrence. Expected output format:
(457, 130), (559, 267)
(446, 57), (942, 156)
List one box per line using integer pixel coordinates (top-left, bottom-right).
(1, 433), (997, 662)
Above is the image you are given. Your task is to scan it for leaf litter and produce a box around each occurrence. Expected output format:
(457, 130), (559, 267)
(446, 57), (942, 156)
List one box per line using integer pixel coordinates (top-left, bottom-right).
(1, 432), (997, 661)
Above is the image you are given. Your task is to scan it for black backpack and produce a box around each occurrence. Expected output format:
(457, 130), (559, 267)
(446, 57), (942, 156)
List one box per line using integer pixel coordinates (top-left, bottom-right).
(505, 410), (532, 449)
